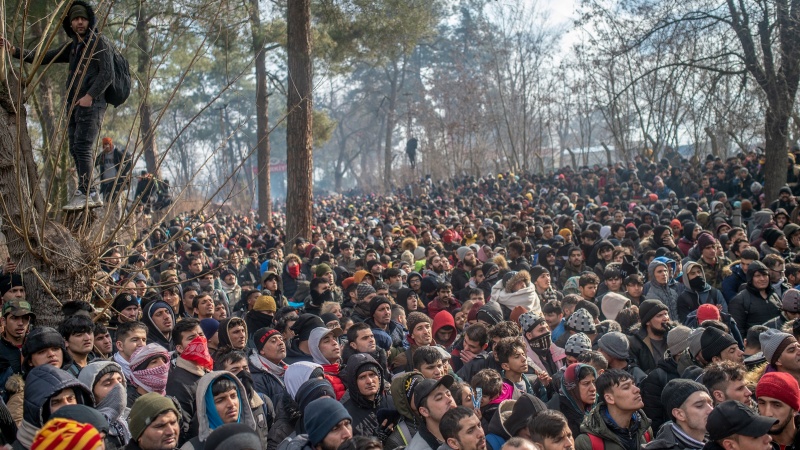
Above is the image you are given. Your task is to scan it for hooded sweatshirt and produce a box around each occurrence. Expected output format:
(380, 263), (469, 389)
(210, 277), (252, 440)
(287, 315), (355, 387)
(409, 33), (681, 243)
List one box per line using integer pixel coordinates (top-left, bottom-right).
(645, 259), (679, 321)
(676, 262), (727, 323)
(77, 361), (131, 448)
(141, 301), (176, 351)
(307, 330), (346, 400)
(13, 0), (112, 106)
(341, 353), (393, 438)
(182, 371), (257, 450)
(432, 310), (457, 348)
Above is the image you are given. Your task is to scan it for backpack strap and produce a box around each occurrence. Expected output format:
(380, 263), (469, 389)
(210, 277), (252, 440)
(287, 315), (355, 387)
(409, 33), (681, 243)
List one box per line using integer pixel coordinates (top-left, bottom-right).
(398, 421), (412, 445)
(588, 433), (604, 450)
(644, 430), (652, 443)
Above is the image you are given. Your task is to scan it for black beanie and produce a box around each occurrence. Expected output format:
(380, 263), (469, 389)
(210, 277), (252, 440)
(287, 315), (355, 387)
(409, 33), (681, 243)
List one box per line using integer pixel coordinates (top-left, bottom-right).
(762, 228), (785, 248)
(0, 273), (23, 297)
(701, 327), (738, 361)
(369, 296), (392, 318)
(662, 379), (709, 422)
(529, 266), (548, 282)
(112, 293), (138, 313)
(504, 394), (547, 436)
(22, 326), (65, 358)
(639, 299), (668, 326)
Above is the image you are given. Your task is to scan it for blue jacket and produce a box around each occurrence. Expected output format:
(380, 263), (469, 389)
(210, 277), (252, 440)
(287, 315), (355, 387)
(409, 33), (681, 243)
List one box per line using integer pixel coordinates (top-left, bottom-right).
(721, 264), (747, 302)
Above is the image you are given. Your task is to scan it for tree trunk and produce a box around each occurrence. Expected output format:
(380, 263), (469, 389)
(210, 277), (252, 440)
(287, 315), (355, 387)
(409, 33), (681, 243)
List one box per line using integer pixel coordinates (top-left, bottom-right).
(0, 77), (93, 326)
(286, 0), (313, 241)
(384, 68), (398, 193)
(248, 0), (272, 226)
(137, 2), (159, 176)
(764, 104), (792, 202)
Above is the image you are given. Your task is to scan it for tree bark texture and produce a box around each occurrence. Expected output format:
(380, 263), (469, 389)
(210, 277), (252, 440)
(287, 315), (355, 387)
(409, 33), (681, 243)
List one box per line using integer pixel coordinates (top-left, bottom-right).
(0, 77), (94, 327)
(286, 0), (313, 241)
(248, 0), (272, 226)
(137, 2), (159, 176)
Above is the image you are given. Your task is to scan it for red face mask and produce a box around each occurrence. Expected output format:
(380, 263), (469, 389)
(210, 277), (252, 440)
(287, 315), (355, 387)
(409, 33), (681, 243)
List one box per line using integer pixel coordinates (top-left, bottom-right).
(181, 335), (213, 371)
(288, 264), (301, 279)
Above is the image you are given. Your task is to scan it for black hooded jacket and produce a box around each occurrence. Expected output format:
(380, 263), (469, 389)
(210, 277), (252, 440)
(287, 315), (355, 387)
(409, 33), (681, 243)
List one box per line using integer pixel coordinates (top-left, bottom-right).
(23, 364), (94, 427)
(141, 301), (175, 351)
(13, 1), (113, 105)
(341, 353), (394, 439)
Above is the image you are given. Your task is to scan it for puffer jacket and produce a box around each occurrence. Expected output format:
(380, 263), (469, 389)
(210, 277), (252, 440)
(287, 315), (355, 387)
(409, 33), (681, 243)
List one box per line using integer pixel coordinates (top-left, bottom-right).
(729, 261), (782, 332)
(643, 422), (703, 450)
(639, 357), (680, 433)
(180, 371), (257, 450)
(248, 351), (286, 403)
(267, 392), (301, 450)
(628, 327), (661, 374)
(575, 401), (652, 450)
(721, 262), (747, 302)
(13, 365), (94, 449)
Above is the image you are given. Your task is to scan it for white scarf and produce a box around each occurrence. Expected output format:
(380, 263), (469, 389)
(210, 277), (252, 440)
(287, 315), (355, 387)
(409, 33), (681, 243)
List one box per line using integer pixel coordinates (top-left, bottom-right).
(113, 352), (132, 381)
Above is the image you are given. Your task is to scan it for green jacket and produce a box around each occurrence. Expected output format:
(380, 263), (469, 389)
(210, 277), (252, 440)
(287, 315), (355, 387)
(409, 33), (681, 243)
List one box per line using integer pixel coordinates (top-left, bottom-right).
(575, 402), (652, 450)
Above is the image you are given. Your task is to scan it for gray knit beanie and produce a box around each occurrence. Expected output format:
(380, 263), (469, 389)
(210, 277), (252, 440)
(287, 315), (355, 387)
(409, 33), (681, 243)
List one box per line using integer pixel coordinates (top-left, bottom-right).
(597, 332), (629, 360)
(760, 328), (797, 365)
(667, 325), (692, 356)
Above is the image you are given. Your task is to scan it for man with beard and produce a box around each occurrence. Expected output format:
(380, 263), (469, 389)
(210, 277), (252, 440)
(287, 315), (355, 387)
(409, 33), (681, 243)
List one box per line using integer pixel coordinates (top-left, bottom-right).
(424, 255), (447, 284)
(755, 372), (800, 450)
(629, 300), (670, 373)
(440, 406), (487, 450)
(249, 327), (288, 402)
(640, 325), (692, 432)
(366, 296), (406, 350)
(452, 247), (479, 300)
(645, 380), (713, 450)
(760, 329), (800, 384)
(559, 247), (587, 288)
(697, 234), (731, 290)
(2, 1), (113, 210)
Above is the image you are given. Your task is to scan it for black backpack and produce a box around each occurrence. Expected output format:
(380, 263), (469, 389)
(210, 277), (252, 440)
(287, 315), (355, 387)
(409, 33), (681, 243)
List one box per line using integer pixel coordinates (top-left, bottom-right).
(103, 36), (131, 107)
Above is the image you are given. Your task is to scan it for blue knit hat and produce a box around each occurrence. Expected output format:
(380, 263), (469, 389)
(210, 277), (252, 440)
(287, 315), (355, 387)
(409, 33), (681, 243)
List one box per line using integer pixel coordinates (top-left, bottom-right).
(304, 397), (352, 445)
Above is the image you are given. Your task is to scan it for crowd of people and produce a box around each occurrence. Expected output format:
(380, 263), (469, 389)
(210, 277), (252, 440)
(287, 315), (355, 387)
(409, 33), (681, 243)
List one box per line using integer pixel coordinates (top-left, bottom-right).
(1, 149), (800, 450)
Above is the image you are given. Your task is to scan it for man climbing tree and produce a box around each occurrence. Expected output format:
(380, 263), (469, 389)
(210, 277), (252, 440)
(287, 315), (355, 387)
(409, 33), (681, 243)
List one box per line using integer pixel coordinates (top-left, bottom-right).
(1, 0), (112, 211)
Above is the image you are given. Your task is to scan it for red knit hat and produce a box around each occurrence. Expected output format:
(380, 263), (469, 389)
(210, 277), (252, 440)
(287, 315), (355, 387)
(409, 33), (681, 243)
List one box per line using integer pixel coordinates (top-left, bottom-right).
(696, 304), (721, 324)
(756, 372), (800, 411)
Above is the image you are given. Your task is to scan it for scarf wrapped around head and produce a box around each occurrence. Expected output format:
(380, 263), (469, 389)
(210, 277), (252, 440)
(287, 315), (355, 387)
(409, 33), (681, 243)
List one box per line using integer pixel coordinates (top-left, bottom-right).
(205, 375), (242, 431)
(560, 363), (597, 417)
(130, 343), (171, 395)
(181, 335), (214, 371)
